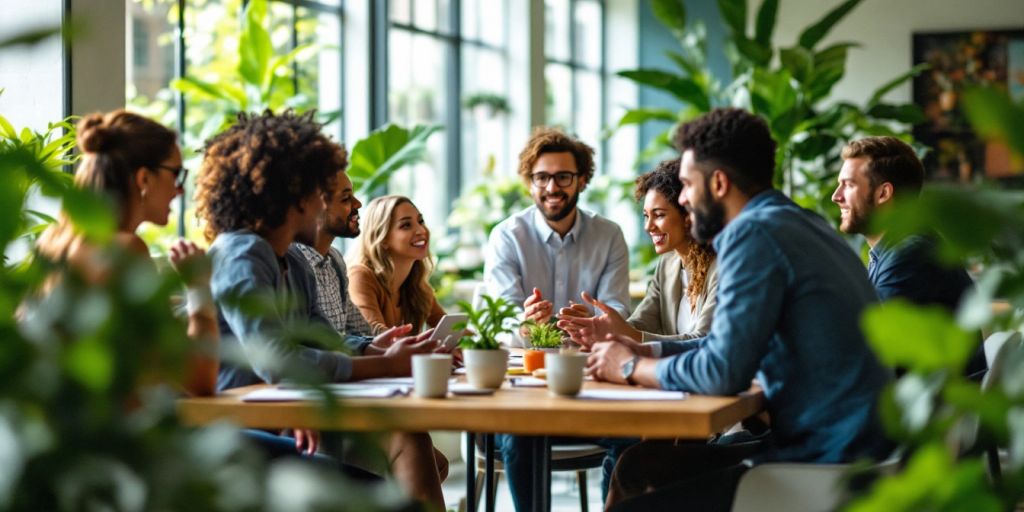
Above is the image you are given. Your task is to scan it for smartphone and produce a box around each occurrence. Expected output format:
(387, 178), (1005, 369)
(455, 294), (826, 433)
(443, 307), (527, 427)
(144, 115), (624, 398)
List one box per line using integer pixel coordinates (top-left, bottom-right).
(430, 314), (469, 351)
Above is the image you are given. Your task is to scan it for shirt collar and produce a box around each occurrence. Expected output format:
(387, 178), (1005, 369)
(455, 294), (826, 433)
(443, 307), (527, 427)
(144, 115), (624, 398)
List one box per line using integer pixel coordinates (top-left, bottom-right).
(532, 206), (583, 244)
(295, 243), (329, 267)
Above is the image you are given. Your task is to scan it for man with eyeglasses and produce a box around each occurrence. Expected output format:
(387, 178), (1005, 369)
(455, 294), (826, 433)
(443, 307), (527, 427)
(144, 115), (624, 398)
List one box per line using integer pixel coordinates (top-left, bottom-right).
(483, 127), (632, 511)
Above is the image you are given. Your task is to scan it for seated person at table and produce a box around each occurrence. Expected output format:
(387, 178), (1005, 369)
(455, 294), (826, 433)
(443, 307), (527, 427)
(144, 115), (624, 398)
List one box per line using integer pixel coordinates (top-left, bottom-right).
(587, 108), (893, 511)
(560, 158), (718, 349)
(34, 109), (218, 398)
(483, 127), (633, 511)
(832, 136), (985, 377)
(195, 110), (446, 508)
(290, 165), (378, 336)
(349, 195), (446, 334)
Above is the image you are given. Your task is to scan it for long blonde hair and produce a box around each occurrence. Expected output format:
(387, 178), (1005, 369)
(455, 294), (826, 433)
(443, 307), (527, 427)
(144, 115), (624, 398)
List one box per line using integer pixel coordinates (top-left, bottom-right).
(354, 195), (435, 329)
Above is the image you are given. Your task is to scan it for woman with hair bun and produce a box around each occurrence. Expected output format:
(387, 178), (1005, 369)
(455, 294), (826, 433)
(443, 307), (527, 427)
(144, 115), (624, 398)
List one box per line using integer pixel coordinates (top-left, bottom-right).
(35, 109), (219, 396)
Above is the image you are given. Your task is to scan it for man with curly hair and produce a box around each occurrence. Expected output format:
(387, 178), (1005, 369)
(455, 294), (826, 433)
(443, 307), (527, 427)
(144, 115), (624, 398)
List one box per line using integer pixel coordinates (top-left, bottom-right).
(483, 127), (632, 510)
(587, 108), (893, 511)
(196, 111), (447, 508)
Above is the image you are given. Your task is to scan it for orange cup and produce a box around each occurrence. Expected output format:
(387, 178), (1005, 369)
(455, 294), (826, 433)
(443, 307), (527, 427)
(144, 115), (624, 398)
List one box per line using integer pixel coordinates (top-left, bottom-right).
(523, 349), (546, 372)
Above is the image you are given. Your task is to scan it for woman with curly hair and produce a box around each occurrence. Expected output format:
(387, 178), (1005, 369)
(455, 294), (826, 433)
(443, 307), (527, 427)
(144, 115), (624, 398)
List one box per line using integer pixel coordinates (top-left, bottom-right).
(348, 195), (445, 334)
(559, 158), (719, 350)
(196, 110), (446, 509)
(34, 109), (218, 397)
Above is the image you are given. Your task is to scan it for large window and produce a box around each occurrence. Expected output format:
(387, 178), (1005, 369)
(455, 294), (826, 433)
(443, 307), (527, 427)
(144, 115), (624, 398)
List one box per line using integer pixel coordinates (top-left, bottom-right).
(126, 0), (344, 239)
(545, 0), (605, 178)
(387, 0), (510, 235)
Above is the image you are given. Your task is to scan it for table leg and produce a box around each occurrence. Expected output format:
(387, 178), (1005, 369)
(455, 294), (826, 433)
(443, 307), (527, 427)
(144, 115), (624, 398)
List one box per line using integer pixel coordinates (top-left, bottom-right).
(484, 433), (496, 512)
(530, 435), (551, 512)
(466, 432), (476, 512)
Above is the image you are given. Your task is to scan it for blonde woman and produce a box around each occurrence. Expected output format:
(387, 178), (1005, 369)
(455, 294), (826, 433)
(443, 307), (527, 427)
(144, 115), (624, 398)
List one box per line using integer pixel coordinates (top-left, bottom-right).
(348, 195), (445, 334)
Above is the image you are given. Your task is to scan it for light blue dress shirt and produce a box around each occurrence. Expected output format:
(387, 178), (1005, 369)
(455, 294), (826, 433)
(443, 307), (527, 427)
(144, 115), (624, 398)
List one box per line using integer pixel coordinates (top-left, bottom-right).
(483, 205), (631, 334)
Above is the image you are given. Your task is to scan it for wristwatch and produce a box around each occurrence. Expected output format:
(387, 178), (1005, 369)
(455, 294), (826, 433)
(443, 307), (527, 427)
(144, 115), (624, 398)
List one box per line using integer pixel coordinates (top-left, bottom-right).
(621, 355), (641, 385)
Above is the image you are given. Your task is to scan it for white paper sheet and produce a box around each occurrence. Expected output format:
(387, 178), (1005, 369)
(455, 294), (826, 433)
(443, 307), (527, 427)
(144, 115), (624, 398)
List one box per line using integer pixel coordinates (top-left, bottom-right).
(241, 386), (408, 402)
(576, 389), (688, 401)
(510, 377), (548, 388)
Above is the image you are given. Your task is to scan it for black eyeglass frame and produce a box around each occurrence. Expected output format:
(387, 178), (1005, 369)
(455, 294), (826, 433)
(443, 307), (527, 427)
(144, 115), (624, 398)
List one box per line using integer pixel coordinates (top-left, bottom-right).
(156, 164), (189, 189)
(530, 171), (579, 188)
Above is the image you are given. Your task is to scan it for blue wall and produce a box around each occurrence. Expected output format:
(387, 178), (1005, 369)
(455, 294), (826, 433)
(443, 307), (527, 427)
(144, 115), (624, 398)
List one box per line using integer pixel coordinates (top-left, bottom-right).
(636, 0), (731, 162)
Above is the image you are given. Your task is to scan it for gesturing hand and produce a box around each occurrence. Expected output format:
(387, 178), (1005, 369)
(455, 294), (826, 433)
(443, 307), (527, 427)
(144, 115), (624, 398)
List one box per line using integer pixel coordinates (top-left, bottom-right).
(168, 239), (210, 287)
(557, 292), (641, 349)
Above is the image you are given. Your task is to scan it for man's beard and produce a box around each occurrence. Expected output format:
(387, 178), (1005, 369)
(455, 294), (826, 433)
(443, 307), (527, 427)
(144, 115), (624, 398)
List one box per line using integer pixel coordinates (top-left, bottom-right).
(326, 211), (360, 239)
(537, 191), (578, 222)
(689, 185), (726, 244)
(840, 208), (870, 235)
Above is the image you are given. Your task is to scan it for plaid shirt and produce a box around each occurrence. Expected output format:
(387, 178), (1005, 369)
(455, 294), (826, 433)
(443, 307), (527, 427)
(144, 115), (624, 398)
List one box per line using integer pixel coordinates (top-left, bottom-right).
(293, 243), (376, 337)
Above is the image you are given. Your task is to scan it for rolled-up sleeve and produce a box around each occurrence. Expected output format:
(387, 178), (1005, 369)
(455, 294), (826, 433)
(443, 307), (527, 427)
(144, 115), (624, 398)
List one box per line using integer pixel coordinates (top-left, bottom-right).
(656, 224), (787, 395)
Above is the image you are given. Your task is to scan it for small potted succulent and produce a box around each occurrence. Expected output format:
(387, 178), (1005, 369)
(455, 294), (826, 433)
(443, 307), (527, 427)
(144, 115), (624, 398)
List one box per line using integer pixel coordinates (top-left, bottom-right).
(522, 320), (564, 373)
(456, 295), (519, 389)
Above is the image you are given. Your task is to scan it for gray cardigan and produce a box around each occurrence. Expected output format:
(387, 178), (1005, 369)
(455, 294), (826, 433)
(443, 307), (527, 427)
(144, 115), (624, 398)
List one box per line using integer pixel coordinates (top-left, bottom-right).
(627, 252), (718, 346)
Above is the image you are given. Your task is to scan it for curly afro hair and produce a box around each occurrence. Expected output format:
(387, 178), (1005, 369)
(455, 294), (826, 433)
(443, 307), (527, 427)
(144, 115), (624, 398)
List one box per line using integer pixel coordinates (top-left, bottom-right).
(673, 108), (776, 196)
(516, 127), (595, 188)
(195, 110), (346, 241)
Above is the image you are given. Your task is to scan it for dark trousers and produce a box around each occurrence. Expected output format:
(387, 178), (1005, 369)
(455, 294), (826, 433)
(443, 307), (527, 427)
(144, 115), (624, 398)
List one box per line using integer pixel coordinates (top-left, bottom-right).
(496, 434), (639, 512)
(242, 429), (381, 482)
(606, 432), (769, 512)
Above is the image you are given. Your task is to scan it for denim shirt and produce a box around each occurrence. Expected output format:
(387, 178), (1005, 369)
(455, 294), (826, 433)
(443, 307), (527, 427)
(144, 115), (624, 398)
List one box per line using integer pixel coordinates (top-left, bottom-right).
(869, 234), (985, 376)
(484, 205), (630, 324)
(656, 190), (893, 463)
(210, 230), (371, 391)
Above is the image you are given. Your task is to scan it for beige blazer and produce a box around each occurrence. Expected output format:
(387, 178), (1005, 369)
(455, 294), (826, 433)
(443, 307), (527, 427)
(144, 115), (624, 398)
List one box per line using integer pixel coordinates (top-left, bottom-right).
(627, 252), (718, 342)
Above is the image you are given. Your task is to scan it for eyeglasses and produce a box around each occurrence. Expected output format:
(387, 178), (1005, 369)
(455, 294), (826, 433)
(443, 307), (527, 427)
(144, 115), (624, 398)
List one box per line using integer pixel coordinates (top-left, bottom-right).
(530, 171), (578, 188)
(157, 164), (189, 188)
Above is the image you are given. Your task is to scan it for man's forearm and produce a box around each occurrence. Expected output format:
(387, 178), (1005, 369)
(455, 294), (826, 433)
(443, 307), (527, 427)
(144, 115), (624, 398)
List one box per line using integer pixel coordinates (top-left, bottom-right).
(348, 356), (400, 381)
(632, 358), (662, 389)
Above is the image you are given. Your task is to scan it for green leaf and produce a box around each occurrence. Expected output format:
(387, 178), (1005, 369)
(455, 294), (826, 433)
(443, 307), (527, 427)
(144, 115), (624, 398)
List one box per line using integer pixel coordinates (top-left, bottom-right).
(867, 103), (926, 124)
(0, 114), (16, 139)
(347, 123), (443, 195)
(617, 69), (710, 111)
(963, 86), (1024, 160)
(779, 46), (813, 83)
(805, 64), (846, 102)
(862, 300), (977, 374)
(749, 68), (797, 120)
(64, 337), (114, 392)
(616, 108), (679, 128)
(847, 443), (1001, 512)
(716, 0), (747, 37)
(650, 0), (687, 39)
(171, 77), (235, 104)
(664, 50), (701, 78)
(753, 0), (779, 46)
(867, 63), (930, 107)
(797, 0), (861, 50)
(238, 0), (272, 88)
(733, 37), (773, 66)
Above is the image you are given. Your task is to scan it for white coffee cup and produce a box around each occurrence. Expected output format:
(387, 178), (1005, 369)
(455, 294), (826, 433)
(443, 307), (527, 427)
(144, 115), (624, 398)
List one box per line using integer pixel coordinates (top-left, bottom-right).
(545, 352), (587, 396)
(413, 354), (453, 398)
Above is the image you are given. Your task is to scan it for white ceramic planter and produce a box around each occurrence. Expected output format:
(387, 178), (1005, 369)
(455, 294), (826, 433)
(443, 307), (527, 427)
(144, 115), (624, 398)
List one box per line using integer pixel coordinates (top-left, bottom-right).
(463, 348), (509, 389)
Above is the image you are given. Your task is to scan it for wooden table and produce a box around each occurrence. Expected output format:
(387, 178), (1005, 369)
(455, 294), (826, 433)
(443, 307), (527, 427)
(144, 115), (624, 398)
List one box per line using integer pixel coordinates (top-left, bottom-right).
(178, 380), (764, 511)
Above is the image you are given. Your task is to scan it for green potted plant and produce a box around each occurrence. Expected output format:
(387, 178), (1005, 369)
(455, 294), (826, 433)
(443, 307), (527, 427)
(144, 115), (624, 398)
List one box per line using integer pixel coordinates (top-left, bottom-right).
(456, 295), (518, 389)
(522, 320), (563, 373)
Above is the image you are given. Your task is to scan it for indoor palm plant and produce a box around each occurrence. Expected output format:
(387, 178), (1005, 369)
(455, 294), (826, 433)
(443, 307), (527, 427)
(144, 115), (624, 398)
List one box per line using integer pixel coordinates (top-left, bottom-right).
(456, 295), (519, 389)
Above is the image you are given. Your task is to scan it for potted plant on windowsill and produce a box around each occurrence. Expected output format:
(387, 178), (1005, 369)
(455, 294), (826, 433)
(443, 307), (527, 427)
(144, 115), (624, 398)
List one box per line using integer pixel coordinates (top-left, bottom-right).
(456, 295), (518, 389)
(522, 320), (563, 373)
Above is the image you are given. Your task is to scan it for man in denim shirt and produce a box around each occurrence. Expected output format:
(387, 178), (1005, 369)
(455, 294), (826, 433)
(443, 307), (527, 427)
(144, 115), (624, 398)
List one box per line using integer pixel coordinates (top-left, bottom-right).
(588, 109), (893, 510)
(832, 136), (984, 377)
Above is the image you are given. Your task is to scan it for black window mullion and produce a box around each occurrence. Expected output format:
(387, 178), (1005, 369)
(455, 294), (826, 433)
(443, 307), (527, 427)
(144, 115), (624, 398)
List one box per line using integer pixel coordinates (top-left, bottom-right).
(176, 0), (187, 237)
(569, 0), (577, 134)
(445, 0), (461, 228)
